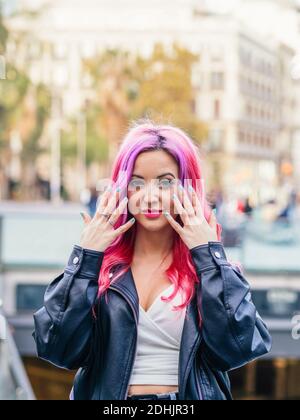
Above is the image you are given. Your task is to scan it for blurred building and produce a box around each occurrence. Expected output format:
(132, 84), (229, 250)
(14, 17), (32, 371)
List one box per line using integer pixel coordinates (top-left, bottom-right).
(4, 0), (300, 200)
(234, 0), (300, 192)
(190, 14), (280, 204)
(278, 44), (300, 185)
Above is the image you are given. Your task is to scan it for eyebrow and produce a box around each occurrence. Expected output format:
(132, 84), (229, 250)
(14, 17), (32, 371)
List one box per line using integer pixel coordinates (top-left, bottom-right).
(131, 172), (176, 179)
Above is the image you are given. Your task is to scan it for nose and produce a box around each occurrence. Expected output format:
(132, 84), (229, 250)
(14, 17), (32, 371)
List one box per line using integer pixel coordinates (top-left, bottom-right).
(141, 180), (160, 207)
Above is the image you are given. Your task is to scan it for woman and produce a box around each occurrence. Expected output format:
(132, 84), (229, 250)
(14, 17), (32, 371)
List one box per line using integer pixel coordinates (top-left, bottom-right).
(32, 120), (272, 400)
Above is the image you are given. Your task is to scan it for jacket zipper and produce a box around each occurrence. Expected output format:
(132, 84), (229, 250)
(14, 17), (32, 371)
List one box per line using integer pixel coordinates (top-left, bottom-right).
(108, 286), (139, 400)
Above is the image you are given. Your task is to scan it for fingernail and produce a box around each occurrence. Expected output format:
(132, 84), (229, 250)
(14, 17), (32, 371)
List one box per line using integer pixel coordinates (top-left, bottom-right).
(172, 193), (177, 200)
(116, 187), (121, 192)
(80, 212), (85, 219)
(124, 197), (128, 203)
(130, 217), (135, 223)
(164, 210), (170, 217)
(188, 185), (194, 192)
(178, 184), (184, 190)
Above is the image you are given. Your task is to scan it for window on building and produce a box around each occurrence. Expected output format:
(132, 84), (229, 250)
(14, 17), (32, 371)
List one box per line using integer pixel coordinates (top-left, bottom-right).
(208, 128), (224, 150)
(191, 67), (203, 89)
(16, 284), (48, 312)
(267, 136), (272, 148)
(247, 104), (252, 118)
(52, 42), (68, 60)
(211, 72), (224, 90)
(214, 99), (221, 119)
(210, 45), (223, 62)
(239, 131), (245, 144)
(28, 42), (41, 60)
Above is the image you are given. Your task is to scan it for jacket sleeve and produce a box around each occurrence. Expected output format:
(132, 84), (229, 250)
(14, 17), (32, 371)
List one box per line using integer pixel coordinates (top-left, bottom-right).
(190, 241), (272, 372)
(32, 245), (104, 370)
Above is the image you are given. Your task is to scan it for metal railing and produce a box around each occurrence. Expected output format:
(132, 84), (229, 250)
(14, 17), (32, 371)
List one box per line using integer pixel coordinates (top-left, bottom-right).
(0, 305), (35, 400)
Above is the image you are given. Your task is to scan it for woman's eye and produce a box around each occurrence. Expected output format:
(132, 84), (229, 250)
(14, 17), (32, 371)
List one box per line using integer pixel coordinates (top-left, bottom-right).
(128, 180), (145, 190)
(159, 179), (174, 189)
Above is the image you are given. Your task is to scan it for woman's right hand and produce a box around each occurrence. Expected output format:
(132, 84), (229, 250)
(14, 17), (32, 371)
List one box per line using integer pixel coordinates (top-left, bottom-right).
(79, 186), (135, 252)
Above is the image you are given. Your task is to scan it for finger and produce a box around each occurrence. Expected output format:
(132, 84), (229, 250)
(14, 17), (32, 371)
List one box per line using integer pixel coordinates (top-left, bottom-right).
(95, 182), (115, 217)
(80, 211), (92, 225)
(97, 187), (120, 220)
(113, 217), (136, 236)
(163, 210), (184, 235)
(172, 192), (189, 225)
(188, 185), (204, 219)
(177, 184), (195, 217)
(104, 189), (123, 218)
(209, 210), (217, 230)
(109, 196), (128, 225)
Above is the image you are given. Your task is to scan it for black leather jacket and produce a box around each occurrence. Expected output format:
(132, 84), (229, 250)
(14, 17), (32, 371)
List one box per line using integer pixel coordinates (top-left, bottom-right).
(32, 241), (272, 400)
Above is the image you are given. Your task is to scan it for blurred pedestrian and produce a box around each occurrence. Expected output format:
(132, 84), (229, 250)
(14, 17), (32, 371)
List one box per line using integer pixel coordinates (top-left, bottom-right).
(244, 197), (253, 217)
(87, 186), (99, 217)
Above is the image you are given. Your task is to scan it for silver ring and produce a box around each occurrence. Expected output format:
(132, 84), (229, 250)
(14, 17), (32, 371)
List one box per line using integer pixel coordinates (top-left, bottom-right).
(99, 213), (110, 219)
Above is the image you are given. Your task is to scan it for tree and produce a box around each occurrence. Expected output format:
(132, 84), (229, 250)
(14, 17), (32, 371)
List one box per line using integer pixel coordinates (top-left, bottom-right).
(84, 43), (208, 174)
(0, 1), (8, 55)
(0, 3), (51, 199)
(130, 42), (208, 144)
(61, 104), (109, 167)
(84, 48), (139, 170)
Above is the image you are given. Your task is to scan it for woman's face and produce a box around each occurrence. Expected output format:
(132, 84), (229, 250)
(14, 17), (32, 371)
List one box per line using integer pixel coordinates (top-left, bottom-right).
(127, 150), (180, 231)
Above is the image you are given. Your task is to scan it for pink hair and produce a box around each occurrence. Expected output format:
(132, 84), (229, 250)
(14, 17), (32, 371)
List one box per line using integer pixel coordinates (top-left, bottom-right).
(95, 119), (225, 328)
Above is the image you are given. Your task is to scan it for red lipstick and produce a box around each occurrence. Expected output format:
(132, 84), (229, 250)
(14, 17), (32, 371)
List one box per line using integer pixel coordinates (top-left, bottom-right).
(142, 209), (162, 219)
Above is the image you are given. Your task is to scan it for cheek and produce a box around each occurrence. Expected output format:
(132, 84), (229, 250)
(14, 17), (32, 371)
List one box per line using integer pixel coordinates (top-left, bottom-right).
(127, 191), (142, 215)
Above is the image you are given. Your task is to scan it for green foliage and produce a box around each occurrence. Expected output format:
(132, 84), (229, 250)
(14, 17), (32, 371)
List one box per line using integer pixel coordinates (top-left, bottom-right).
(21, 83), (51, 160)
(0, 64), (30, 147)
(85, 105), (109, 165)
(130, 42), (208, 144)
(0, 2), (8, 54)
(85, 42), (208, 147)
(61, 105), (109, 166)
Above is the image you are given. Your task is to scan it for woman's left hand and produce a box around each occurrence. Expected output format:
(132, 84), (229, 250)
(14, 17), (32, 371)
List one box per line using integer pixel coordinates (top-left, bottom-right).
(163, 184), (219, 249)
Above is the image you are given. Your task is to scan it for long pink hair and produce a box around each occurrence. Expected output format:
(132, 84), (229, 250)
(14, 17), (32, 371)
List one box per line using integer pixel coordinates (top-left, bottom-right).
(95, 120), (223, 328)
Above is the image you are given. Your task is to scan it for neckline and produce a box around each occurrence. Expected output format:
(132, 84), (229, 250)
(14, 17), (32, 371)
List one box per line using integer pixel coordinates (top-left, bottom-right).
(138, 283), (174, 314)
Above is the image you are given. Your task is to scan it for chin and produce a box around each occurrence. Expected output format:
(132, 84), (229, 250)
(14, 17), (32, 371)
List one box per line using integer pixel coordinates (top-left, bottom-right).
(137, 217), (169, 231)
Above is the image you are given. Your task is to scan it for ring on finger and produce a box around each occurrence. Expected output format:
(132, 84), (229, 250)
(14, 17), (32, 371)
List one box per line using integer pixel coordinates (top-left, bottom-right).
(99, 213), (110, 219)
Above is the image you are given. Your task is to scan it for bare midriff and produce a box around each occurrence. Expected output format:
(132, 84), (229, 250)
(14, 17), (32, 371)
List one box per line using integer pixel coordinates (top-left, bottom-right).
(128, 384), (178, 396)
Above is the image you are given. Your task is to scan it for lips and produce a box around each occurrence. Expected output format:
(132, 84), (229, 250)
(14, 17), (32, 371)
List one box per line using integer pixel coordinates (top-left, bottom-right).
(142, 209), (162, 218)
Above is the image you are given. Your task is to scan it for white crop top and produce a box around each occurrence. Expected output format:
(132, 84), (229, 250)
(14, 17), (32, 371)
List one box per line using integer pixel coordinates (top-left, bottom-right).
(129, 283), (187, 385)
